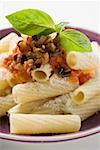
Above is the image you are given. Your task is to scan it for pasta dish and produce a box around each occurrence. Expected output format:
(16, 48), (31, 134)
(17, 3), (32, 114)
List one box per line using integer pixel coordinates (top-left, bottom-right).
(0, 9), (100, 134)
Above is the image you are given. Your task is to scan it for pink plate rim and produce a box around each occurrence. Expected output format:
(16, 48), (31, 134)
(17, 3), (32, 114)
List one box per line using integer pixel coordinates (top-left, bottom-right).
(0, 125), (100, 143)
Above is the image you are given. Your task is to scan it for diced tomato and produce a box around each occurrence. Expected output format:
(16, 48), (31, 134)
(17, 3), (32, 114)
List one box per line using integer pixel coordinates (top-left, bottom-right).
(69, 70), (94, 85)
(78, 72), (92, 85)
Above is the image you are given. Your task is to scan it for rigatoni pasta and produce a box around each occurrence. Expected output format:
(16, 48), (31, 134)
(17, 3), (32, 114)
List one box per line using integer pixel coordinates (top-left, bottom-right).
(0, 13), (100, 135)
(9, 36), (23, 54)
(32, 94), (68, 114)
(31, 64), (52, 82)
(10, 114), (81, 134)
(67, 51), (100, 70)
(0, 53), (8, 66)
(64, 94), (100, 121)
(91, 41), (100, 55)
(31, 93), (100, 121)
(0, 33), (18, 53)
(10, 93), (100, 122)
(0, 87), (11, 97)
(9, 95), (67, 115)
(0, 67), (16, 90)
(0, 67), (10, 90)
(71, 75), (100, 104)
(8, 99), (48, 114)
(13, 74), (78, 103)
(0, 94), (16, 117)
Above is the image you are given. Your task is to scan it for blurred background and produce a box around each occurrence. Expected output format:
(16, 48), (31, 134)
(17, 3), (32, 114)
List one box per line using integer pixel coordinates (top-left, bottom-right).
(0, 0), (100, 33)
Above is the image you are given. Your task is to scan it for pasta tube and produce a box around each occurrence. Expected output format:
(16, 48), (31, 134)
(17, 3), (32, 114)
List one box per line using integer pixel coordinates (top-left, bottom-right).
(0, 53), (8, 66)
(6, 72), (18, 87)
(14, 93), (99, 121)
(13, 74), (78, 103)
(10, 114), (81, 134)
(8, 99), (47, 114)
(91, 41), (100, 55)
(0, 67), (10, 90)
(64, 94), (100, 121)
(0, 33), (18, 53)
(0, 67), (18, 88)
(32, 95), (69, 114)
(71, 75), (100, 104)
(31, 64), (52, 82)
(0, 94), (16, 117)
(30, 91), (100, 121)
(0, 87), (11, 97)
(50, 74), (79, 90)
(9, 36), (23, 54)
(67, 51), (100, 70)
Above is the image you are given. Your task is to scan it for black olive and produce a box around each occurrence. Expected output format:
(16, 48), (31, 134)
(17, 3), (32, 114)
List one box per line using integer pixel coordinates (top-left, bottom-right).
(17, 40), (23, 48)
(48, 52), (53, 58)
(59, 68), (71, 77)
(26, 54), (32, 60)
(13, 54), (18, 61)
(20, 54), (31, 64)
(32, 35), (40, 40)
(34, 59), (42, 68)
(53, 36), (60, 47)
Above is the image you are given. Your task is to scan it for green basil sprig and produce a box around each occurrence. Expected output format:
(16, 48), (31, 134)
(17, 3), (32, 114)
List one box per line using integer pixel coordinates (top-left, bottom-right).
(6, 9), (92, 52)
(55, 22), (69, 33)
(6, 9), (55, 36)
(60, 29), (92, 52)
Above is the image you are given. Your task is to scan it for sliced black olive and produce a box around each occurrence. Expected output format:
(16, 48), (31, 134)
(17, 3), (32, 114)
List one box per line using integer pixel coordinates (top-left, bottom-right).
(13, 54), (18, 61)
(34, 59), (42, 68)
(53, 36), (60, 47)
(59, 68), (71, 77)
(32, 35), (40, 40)
(17, 40), (23, 46)
(20, 54), (31, 64)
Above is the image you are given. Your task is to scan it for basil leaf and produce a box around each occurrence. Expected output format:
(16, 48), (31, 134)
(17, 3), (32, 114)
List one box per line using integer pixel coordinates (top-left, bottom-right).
(6, 9), (55, 36)
(56, 22), (69, 33)
(39, 28), (55, 36)
(60, 29), (92, 52)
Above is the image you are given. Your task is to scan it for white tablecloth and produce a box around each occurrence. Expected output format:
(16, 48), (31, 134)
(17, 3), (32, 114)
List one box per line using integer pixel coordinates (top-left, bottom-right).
(0, 0), (100, 150)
